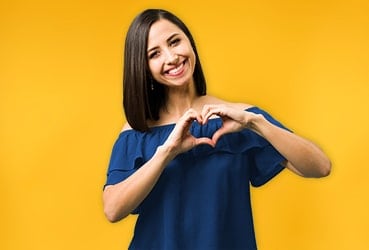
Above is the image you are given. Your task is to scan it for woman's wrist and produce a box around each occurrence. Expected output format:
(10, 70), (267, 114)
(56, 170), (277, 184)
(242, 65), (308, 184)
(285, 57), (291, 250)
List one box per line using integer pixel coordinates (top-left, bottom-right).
(156, 144), (177, 163)
(245, 113), (269, 136)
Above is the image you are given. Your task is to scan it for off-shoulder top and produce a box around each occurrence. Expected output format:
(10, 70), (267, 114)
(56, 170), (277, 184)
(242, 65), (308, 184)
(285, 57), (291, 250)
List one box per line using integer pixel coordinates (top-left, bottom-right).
(105, 107), (289, 250)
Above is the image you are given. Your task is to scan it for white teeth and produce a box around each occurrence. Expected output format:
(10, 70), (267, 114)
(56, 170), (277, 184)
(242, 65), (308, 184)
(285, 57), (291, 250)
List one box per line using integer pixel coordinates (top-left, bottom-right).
(168, 62), (184, 75)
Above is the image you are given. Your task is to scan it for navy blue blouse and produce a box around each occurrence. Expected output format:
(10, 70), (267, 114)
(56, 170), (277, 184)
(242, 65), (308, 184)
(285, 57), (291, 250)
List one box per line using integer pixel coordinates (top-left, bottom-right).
(105, 107), (289, 250)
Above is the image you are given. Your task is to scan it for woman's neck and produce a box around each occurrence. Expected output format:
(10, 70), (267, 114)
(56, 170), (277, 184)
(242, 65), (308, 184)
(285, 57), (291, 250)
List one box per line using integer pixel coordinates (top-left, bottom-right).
(162, 86), (199, 118)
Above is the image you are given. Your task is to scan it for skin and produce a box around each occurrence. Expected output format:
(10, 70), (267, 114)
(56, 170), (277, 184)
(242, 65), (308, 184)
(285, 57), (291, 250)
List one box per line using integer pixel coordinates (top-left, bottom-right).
(103, 18), (331, 223)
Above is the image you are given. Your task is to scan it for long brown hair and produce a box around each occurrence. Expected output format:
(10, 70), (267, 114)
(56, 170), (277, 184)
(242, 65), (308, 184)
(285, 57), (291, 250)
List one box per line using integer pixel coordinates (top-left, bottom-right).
(123, 9), (207, 132)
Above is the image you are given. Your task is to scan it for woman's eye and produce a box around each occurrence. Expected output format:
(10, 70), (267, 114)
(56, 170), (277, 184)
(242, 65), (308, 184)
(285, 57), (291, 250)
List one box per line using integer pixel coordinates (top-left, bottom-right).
(148, 51), (159, 59)
(170, 38), (180, 46)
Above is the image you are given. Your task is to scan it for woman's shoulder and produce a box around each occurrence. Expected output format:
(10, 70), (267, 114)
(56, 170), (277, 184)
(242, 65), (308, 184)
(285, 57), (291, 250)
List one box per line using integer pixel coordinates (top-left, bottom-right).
(121, 122), (133, 133)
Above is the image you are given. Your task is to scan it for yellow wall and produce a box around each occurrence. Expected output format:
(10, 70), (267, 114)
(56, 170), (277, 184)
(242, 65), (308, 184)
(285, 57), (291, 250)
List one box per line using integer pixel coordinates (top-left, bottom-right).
(1, 0), (368, 249)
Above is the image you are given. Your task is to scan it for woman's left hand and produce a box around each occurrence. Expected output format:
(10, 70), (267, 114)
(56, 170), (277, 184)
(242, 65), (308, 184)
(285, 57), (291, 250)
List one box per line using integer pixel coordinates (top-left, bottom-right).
(201, 104), (257, 144)
(202, 104), (331, 177)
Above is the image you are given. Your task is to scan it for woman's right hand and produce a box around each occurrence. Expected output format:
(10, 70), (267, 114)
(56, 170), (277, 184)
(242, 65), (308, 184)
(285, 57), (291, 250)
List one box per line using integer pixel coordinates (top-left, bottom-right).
(162, 109), (215, 156)
(104, 109), (215, 222)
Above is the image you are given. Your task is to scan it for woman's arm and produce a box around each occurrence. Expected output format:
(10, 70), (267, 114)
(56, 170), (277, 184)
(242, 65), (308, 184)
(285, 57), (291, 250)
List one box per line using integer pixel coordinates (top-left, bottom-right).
(201, 104), (331, 178)
(103, 145), (173, 222)
(103, 109), (214, 222)
(249, 114), (331, 177)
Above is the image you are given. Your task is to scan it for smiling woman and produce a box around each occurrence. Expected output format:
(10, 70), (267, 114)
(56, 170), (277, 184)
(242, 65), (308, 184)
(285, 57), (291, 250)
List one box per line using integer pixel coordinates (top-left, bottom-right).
(121, 9), (207, 132)
(147, 19), (196, 87)
(102, 8), (331, 250)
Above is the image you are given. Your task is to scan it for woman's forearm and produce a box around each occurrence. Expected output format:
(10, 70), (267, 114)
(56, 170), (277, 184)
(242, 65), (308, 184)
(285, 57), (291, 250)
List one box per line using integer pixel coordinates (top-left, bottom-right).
(249, 114), (331, 178)
(103, 145), (175, 222)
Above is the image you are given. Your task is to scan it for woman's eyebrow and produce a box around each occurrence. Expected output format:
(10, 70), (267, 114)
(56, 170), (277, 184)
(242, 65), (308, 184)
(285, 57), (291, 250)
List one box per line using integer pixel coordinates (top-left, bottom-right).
(166, 33), (179, 42)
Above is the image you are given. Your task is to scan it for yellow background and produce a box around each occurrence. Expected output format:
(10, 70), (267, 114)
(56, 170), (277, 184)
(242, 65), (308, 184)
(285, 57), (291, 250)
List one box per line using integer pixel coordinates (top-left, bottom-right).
(1, 0), (368, 249)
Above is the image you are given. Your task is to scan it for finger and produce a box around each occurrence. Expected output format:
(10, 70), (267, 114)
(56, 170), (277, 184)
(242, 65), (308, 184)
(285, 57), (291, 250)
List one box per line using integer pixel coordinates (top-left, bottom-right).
(201, 105), (221, 124)
(211, 126), (228, 145)
(201, 105), (213, 122)
(184, 109), (205, 126)
(170, 110), (196, 137)
(180, 109), (198, 126)
(195, 137), (216, 148)
(194, 112), (203, 124)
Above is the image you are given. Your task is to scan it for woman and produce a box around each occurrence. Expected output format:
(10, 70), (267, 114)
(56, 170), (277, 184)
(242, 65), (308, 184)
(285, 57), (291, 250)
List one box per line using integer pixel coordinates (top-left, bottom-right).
(103, 9), (331, 250)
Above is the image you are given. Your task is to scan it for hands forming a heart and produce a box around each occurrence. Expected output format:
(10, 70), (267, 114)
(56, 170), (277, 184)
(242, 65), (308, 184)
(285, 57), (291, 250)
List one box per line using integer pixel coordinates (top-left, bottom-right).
(162, 104), (258, 156)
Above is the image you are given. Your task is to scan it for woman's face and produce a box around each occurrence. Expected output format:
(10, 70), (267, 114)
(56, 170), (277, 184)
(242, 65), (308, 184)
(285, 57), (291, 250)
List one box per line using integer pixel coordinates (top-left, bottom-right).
(147, 19), (196, 88)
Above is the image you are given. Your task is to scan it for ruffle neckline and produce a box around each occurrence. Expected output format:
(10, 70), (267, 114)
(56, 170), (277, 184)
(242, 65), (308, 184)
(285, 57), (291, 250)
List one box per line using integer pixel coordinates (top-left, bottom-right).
(113, 107), (280, 171)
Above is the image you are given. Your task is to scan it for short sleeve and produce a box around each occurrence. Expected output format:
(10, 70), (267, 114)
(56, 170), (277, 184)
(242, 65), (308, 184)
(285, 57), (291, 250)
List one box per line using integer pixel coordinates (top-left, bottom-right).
(247, 107), (291, 187)
(104, 131), (144, 188)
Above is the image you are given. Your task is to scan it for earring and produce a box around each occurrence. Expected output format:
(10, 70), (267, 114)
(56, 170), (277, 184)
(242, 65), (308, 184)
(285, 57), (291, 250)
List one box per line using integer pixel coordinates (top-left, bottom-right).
(150, 77), (154, 91)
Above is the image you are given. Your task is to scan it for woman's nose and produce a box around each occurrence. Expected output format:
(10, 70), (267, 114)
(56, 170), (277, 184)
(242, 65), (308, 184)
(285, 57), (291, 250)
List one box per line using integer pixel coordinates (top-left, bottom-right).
(165, 50), (179, 64)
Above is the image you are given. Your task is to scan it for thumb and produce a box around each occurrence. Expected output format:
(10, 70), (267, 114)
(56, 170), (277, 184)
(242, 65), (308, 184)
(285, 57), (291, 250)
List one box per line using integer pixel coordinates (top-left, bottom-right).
(211, 127), (228, 145)
(195, 137), (216, 148)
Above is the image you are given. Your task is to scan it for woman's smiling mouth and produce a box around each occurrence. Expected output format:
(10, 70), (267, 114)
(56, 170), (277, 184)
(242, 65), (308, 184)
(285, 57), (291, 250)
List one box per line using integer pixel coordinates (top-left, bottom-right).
(165, 60), (186, 76)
